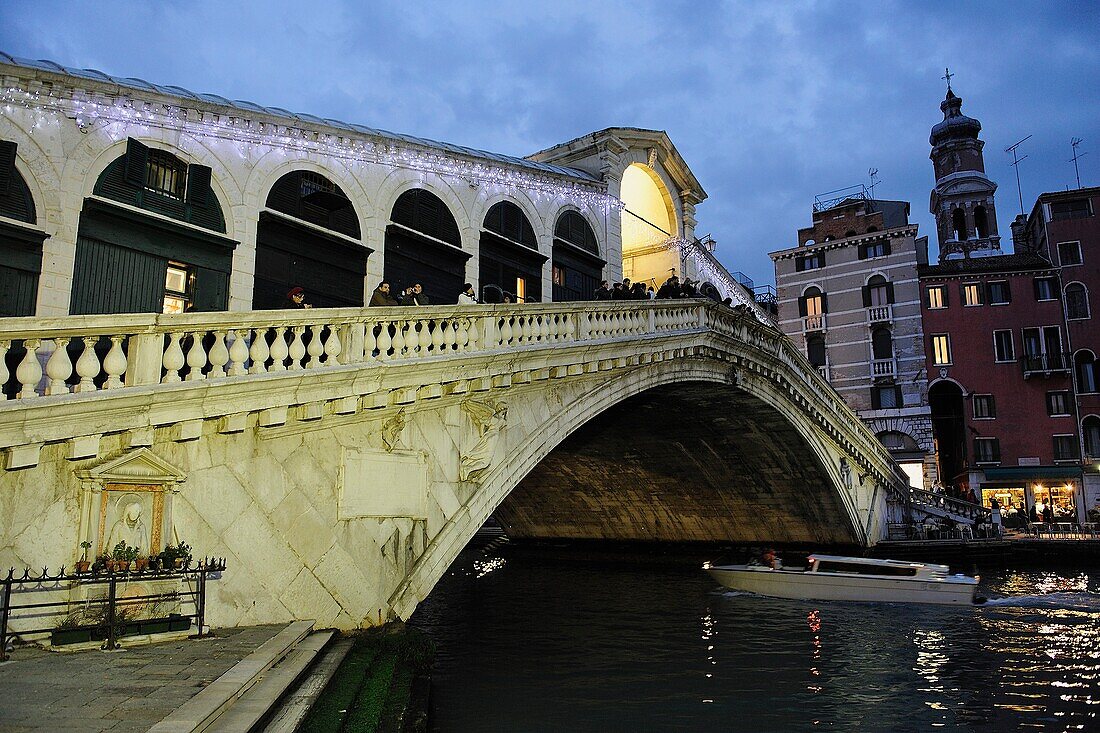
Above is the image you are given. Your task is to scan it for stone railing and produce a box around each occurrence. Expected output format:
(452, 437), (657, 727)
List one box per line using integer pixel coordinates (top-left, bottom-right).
(0, 302), (705, 402)
(871, 358), (896, 379)
(867, 305), (892, 323)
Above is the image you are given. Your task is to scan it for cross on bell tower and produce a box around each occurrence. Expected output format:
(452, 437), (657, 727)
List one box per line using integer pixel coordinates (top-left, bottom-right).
(928, 75), (1001, 261)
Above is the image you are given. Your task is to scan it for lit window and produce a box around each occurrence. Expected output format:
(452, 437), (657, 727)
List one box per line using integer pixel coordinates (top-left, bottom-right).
(973, 437), (1000, 464)
(988, 281), (1011, 305)
(963, 283), (983, 306)
(1058, 241), (1083, 266)
(146, 148), (187, 200)
(931, 334), (952, 366)
(973, 394), (996, 419)
(1047, 391), (1071, 416)
(163, 262), (192, 314)
(927, 285), (946, 309)
(552, 264), (566, 287)
(1053, 435), (1079, 462)
(993, 330), (1015, 362)
(515, 277), (527, 303)
(1066, 283), (1090, 320)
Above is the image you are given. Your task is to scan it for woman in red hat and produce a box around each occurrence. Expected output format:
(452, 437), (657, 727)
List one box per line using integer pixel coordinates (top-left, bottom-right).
(284, 286), (312, 309)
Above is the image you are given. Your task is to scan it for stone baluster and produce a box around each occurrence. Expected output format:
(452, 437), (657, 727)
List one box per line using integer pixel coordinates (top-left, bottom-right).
(324, 324), (342, 365)
(522, 316), (534, 344)
(15, 339), (42, 398)
(207, 331), (230, 379)
(306, 326), (325, 368)
(455, 319), (469, 353)
(75, 337), (101, 392)
(102, 336), (127, 389)
(391, 321), (408, 357)
(162, 332), (185, 383)
(548, 315), (560, 342)
(287, 327), (307, 370)
(248, 328), (270, 374)
(44, 338), (73, 395)
(0, 340), (8, 400)
(365, 323), (379, 362)
(431, 320), (445, 354)
(499, 317), (513, 347)
(268, 327), (289, 371)
(227, 330), (249, 376)
(184, 333), (207, 381)
(538, 315), (549, 343)
(376, 321), (392, 360)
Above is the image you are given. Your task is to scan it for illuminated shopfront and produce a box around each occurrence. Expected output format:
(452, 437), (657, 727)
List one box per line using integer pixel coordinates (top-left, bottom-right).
(977, 468), (1083, 523)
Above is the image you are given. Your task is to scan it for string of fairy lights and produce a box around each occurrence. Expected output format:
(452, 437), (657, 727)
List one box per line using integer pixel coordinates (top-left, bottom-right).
(0, 83), (619, 212)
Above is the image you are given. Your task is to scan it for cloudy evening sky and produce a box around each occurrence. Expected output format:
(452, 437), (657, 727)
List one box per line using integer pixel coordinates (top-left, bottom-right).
(2, 0), (1098, 287)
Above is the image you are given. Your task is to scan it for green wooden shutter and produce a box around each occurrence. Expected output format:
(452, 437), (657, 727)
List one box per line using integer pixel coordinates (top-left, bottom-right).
(70, 236), (165, 315)
(862, 285), (871, 307)
(0, 140), (16, 195)
(185, 164), (212, 207)
(886, 282), (895, 304)
(797, 295), (807, 317)
(124, 138), (149, 187)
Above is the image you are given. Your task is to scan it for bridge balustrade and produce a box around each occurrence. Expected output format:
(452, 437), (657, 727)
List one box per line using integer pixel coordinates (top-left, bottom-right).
(0, 303), (707, 401)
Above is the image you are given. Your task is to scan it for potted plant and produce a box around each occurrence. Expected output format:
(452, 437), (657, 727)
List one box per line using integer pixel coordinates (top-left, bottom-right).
(75, 541), (92, 574)
(110, 541), (134, 572)
(134, 554), (149, 572)
(92, 553), (109, 575)
(159, 541), (192, 570)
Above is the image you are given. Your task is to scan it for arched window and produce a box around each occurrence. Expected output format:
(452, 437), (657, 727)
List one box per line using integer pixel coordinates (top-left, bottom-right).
(871, 327), (893, 360)
(0, 139), (46, 317)
(952, 208), (967, 241)
(1076, 351), (1098, 393)
(864, 274), (892, 307)
(1084, 415), (1100, 459)
(254, 170), (367, 309)
(806, 334), (826, 367)
(845, 230), (857, 238)
(385, 188), (468, 304)
(800, 286), (825, 317)
(481, 201), (544, 303)
(552, 210), (604, 301)
(1066, 283), (1090, 320)
(974, 205), (989, 238)
(878, 431), (920, 452)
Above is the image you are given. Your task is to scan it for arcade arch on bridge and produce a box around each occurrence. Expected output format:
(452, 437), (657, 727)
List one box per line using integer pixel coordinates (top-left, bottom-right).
(619, 162), (678, 290)
(385, 188), (470, 304)
(479, 201), (546, 303)
(0, 139), (47, 316)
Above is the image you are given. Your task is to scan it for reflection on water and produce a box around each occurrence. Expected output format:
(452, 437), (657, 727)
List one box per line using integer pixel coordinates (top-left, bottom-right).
(409, 547), (1100, 732)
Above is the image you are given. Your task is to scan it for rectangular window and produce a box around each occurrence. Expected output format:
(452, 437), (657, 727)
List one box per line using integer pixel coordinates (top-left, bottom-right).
(1034, 277), (1058, 301)
(1046, 391), (1071, 416)
(987, 281), (1011, 305)
(162, 262), (192, 314)
(872, 385), (902, 409)
(1066, 285), (1090, 320)
(552, 264), (566, 287)
(931, 334), (952, 366)
(1053, 435), (1079, 461)
(973, 437), (1000, 464)
(993, 330), (1015, 362)
(926, 285), (947, 309)
(797, 252), (824, 271)
(973, 394), (996, 419)
(1058, 241), (1083, 266)
(865, 241), (888, 258)
(145, 148), (186, 200)
(1049, 199), (1092, 221)
(962, 282), (984, 306)
(805, 294), (824, 317)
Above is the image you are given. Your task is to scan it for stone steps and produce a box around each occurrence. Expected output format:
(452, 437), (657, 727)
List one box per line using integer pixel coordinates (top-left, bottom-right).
(148, 620), (317, 733)
(260, 636), (356, 733)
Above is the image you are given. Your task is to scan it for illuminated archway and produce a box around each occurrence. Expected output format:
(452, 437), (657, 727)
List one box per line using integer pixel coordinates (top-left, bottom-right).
(619, 164), (677, 290)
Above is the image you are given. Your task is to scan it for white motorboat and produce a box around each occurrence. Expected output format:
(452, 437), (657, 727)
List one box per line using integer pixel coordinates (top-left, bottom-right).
(705, 554), (980, 606)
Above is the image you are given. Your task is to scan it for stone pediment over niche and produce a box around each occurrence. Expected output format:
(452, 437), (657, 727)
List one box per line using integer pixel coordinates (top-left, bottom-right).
(76, 447), (187, 485)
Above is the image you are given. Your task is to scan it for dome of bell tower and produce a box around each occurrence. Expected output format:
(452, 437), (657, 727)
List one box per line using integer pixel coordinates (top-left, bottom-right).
(930, 90), (982, 146)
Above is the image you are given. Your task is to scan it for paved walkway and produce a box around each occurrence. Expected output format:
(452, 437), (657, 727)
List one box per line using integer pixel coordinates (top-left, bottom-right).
(0, 625), (284, 733)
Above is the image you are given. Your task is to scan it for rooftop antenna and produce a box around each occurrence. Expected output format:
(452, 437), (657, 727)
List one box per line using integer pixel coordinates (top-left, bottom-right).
(868, 168), (880, 200)
(1069, 138), (1087, 189)
(1005, 134), (1032, 215)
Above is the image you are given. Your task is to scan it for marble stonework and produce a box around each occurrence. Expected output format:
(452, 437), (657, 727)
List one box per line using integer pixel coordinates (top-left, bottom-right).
(0, 304), (909, 631)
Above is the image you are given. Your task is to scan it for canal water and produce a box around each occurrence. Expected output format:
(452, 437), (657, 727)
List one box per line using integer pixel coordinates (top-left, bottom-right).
(409, 540), (1100, 732)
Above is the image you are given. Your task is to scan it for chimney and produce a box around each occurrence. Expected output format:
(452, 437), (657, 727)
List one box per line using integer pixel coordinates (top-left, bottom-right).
(1011, 214), (1031, 252)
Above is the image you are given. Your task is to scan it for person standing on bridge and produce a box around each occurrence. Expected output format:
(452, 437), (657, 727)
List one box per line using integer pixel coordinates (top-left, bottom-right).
(283, 286), (312, 309)
(369, 281), (399, 307)
(594, 280), (612, 300)
(458, 283), (478, 304)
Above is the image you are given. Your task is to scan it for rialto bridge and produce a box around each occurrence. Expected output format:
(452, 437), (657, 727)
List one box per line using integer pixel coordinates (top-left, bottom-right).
(0, 300), (910, 628)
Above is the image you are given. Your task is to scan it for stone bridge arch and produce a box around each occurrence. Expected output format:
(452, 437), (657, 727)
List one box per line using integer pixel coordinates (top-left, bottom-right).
(389, 356), (875, 619)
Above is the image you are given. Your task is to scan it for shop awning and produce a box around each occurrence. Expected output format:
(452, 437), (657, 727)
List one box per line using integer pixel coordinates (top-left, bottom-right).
(981, 467), (1082, 481)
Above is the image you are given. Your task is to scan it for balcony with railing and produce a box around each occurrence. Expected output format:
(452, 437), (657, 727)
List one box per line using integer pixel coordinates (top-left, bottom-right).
(802, 313), (826, 333)
(871, 358), (896, 379)
(814, 363), (830, 381)
(1022, 352), (1072, 377)
(866, 304), (893, 324)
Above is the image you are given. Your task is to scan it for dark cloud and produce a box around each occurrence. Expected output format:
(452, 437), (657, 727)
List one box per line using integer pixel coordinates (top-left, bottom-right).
(2, 0), (1097, 285)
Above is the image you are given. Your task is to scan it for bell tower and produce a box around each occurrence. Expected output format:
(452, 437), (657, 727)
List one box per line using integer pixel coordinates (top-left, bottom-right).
(929, 74), (1000, 261)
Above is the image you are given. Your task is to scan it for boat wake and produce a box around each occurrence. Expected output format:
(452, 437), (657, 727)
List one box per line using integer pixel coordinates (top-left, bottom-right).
(978, 592), (1100, 611)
